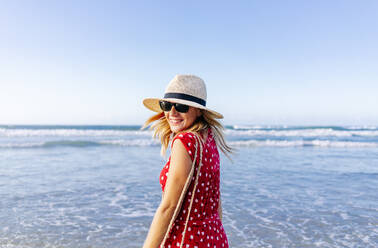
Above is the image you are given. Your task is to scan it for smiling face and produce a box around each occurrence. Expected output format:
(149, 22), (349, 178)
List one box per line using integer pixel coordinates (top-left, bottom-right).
(164, 102), (201, 134)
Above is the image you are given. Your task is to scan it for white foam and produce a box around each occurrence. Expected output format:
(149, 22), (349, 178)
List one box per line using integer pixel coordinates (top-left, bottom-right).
(2, 127), (378, 140)
(233, 125), (264, 130)
(229, 139), (378, 147)
(109, 193), (128, 208)
(346, 125), (378, 130)
(115, 209), (155, 218)
(225, 129), (378, 137)
(311, 140), (378, 147)
(232, 124), (290, 129)
(99, 139), (160, 146)
(109, 185), (129, 208)
(2, 138), (377, 148)
(0, 128), (153, 137)
(0, 138), (160, 148)
(339, 212), (349, 220)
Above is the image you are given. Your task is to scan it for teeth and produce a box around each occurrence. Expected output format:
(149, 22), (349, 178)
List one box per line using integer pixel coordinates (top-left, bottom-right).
(170, 119), (182, 124)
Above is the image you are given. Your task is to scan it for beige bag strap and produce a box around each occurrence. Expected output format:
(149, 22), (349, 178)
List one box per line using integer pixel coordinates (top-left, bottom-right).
(160, 133), (204, 248)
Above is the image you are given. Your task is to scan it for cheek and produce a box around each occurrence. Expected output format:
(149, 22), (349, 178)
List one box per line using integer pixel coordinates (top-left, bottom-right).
(186, 110), (199, 124)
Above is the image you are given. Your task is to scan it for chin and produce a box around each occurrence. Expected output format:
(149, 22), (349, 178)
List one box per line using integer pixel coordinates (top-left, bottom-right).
(170, 124), (185, 133)
(170, 127), (183, 133)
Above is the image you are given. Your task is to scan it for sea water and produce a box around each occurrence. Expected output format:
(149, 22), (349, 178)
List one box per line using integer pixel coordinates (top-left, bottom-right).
(0, 125), (377, 247)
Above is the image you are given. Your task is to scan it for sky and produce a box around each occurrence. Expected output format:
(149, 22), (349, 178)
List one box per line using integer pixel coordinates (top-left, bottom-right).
(1, 0), (377, 126)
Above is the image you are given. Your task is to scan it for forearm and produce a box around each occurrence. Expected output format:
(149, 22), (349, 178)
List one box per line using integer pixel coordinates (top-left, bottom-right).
(143, 204), (175, 248)
(218, 199), (223, 221)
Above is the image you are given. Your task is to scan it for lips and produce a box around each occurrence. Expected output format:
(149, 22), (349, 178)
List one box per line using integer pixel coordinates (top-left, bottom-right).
(169, 119), (183, 125)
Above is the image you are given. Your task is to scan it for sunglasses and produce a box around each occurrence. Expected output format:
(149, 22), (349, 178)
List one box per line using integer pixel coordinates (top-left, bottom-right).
(159, 100), (190, 113)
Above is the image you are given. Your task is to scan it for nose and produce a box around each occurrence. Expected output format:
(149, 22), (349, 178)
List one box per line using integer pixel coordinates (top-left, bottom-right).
(170, 105), (178, 115)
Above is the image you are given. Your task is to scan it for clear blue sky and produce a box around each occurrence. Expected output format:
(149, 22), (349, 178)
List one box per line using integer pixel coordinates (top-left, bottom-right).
(1, 0), (377, 125)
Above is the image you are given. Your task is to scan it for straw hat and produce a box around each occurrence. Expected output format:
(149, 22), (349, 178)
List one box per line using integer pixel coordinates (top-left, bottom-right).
(143, 74), (223, 119)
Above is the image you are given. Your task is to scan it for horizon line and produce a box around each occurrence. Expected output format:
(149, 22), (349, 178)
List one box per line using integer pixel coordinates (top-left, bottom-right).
(1, 123), (377, 127)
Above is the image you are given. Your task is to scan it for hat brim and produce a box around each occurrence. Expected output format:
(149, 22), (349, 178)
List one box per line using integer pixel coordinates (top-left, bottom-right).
(143, 98), (223, 119)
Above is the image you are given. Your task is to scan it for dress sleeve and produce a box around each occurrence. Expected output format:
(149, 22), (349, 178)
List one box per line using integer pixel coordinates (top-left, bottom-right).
(171, 132), (198, 162)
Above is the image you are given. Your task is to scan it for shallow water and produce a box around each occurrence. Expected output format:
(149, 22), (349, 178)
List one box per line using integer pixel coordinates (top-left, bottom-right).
(221, 147), (378, 247)
(0, 125), (377, 247)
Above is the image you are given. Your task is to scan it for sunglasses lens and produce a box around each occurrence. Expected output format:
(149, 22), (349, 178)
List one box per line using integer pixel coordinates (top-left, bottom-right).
(159, 101), (172, 111)
(159, 101), (190, 113)
(174, 103), (190, 113)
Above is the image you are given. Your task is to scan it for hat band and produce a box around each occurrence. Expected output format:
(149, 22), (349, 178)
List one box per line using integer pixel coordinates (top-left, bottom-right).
(164, 92), (206, 107)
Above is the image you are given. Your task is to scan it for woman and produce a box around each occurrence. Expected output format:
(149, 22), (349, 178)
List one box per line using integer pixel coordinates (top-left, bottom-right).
(142, 74), (232, 248)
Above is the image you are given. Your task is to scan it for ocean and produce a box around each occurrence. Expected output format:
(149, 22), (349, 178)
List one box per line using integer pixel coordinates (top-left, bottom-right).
(0, 125), (377, 248)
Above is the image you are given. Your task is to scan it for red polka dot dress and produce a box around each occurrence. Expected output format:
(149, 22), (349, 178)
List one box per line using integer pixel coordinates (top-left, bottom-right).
(159, 128), (229, 248)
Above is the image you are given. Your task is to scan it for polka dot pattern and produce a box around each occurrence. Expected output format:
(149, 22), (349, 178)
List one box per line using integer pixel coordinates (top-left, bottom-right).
(160, 129), (229, 247)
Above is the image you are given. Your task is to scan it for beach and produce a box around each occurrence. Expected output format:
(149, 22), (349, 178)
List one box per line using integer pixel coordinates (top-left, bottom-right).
(0, 125), (377, 247)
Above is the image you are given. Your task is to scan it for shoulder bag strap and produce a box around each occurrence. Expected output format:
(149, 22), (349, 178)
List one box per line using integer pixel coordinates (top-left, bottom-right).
(160, 133), (204, 248)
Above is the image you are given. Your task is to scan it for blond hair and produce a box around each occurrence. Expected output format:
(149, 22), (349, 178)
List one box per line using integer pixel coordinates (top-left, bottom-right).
(142, 109), (233, 159)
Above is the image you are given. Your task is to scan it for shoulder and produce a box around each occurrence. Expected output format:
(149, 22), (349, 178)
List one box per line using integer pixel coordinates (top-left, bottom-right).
(173, 131), (197, 145)
(172, 132), (198, 160)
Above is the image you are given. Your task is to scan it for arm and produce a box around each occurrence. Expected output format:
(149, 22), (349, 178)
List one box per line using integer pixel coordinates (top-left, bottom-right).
(143, 139), (193, 248)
